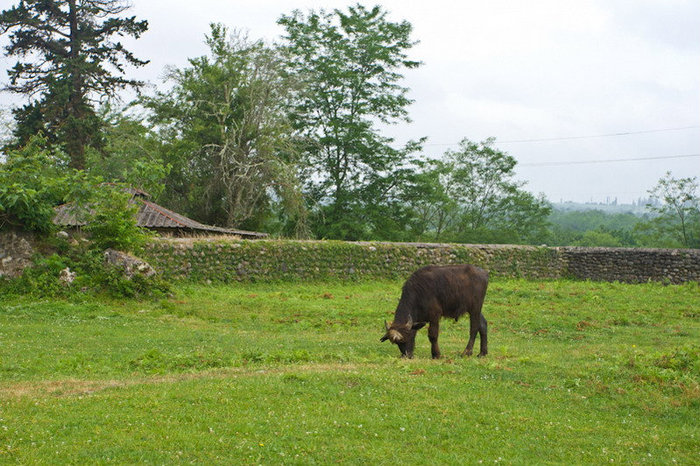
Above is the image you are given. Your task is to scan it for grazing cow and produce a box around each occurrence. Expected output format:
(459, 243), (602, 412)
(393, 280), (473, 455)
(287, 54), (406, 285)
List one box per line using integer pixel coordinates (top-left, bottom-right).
(380, 264), (489, 359)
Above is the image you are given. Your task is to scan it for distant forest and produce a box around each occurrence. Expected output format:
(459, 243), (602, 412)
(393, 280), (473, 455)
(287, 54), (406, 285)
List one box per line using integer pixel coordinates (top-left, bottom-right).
(1, 1), (698, 248)
(547, 207), (646, 247)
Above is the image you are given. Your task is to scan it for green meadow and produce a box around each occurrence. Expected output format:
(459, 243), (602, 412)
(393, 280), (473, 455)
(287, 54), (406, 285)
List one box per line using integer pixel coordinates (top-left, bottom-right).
(1, 279), (698, 464)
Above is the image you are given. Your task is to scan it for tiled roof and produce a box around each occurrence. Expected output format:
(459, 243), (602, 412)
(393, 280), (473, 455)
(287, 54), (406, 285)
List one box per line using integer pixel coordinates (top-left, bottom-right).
(53, 193), (267, 239)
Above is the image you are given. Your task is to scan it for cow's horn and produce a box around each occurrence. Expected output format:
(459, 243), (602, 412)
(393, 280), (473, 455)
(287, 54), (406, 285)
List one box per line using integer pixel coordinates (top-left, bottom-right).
(384, 320), (390, 331)
(405, 315), (413, 330)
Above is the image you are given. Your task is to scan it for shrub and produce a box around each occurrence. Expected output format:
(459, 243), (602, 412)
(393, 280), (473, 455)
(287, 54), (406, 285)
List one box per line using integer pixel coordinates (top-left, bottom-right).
(2, 253), (69, 296)
(0, 135), (71, 233)
(83, 184), (151, 253)
(0, 239), (171, 299)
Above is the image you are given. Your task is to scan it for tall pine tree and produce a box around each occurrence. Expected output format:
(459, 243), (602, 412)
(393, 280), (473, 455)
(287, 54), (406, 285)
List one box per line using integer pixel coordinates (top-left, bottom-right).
(1, 0), (148, 168)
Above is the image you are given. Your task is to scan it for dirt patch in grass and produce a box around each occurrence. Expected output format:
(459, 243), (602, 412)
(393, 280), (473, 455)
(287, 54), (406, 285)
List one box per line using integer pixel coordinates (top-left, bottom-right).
(0, 362), (368, 399)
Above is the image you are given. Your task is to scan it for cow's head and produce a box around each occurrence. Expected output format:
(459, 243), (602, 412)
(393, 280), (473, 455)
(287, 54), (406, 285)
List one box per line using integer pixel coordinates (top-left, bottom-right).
(380, 316), (427, 358)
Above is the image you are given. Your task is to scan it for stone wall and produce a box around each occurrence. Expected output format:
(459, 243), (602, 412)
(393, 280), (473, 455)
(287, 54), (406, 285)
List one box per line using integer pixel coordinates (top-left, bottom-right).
(0, 230), (36, 279)
(143, 240), (566, 282)
(142, 238), (700, 284)
(3, 231), (699, 284)
(561, 247), (700, 284)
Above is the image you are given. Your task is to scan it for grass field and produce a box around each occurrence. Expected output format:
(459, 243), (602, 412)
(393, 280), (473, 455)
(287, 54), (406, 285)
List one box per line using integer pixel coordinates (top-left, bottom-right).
(1, 279), (698, 464)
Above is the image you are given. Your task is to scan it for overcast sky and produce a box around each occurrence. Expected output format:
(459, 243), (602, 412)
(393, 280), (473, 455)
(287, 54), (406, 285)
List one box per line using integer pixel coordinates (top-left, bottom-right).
(2, 0), (699, 204)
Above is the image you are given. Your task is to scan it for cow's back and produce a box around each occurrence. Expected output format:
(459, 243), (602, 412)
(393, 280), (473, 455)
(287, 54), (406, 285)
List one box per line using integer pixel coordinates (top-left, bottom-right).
(405, 264), (488, 321)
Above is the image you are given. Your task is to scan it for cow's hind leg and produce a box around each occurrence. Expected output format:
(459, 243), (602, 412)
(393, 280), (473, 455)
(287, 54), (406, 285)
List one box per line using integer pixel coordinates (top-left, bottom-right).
(477, 313), (488, 357)
(428, 320), (440, 359)
(461, 312), (480, 357)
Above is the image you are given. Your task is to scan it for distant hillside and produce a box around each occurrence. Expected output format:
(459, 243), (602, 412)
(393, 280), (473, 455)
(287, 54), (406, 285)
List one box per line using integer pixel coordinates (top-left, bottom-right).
(551, 201), (651, 216)
(546, 203), (652, 247)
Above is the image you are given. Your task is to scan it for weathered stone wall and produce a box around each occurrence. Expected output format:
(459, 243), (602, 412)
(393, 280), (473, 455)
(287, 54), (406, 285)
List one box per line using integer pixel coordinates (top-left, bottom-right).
(3, 231), (699, 284)
(0, 230), (36, 279)
(561, 247), (700, 284)
(143, 240), (565, 282)
(142, 238), (700, 284)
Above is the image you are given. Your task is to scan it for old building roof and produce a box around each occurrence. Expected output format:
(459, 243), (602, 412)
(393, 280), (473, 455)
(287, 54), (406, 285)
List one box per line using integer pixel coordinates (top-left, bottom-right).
(53, 188), (268, 239)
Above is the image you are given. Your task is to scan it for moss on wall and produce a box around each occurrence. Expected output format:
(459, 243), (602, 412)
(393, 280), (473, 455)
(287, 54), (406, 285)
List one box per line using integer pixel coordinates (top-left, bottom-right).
(6, 232), (696, 285)
(143, 238), (700, 284)
(144, 239), (566, 283)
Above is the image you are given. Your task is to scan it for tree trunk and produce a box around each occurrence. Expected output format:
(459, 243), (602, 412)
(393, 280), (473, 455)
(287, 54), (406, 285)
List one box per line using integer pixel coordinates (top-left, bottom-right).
(66, 0), (86, 169)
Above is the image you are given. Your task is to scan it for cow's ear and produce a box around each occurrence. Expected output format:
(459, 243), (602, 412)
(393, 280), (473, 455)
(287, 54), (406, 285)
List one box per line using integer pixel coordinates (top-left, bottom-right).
(380, 334), (389, 342)
(412, 322), (427, 330)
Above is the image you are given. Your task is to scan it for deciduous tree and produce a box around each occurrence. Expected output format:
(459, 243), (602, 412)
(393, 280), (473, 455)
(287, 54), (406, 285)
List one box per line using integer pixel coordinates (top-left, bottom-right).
(143, 24), (304, 233)
(638, 172), (699, 248)
(279, 4), (422, 239)
(437, 138), (551, 244)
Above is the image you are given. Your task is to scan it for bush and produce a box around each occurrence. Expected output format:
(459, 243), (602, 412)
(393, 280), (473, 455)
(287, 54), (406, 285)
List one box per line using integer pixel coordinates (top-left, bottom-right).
(2, 253), (70, 296)
(0, 239), (171, 299)
(0, 135), (71, 233)
(83, 184), (151, 253)
(573, 230), (623, 247)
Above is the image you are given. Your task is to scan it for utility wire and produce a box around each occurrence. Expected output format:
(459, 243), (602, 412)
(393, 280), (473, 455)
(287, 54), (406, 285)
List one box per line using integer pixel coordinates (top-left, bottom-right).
(499, 125), (700, 144)
(423, 125), (700, 146)
(519, 153), (700, 167)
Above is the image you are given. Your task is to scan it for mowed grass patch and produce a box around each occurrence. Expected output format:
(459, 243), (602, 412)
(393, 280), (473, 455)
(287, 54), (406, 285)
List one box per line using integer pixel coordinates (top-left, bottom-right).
(0, 279), (698, 464)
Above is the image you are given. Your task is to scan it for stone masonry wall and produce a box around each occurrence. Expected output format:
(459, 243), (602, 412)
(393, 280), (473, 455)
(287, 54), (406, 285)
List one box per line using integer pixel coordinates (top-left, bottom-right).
(561, 247), (700, 284)
(143, 240), (566, 282)
(2, 231), (699, 284)
(0, 230), (36, 279)
(142, 238), (700, 284)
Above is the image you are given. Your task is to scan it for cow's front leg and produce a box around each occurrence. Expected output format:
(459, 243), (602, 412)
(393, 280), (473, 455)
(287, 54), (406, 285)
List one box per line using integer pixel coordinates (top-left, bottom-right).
(428, 321), (440, 359)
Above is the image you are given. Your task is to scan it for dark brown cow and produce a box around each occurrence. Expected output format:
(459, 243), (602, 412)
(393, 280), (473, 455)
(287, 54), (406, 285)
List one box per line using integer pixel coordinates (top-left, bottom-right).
(380, 264), (489, 359)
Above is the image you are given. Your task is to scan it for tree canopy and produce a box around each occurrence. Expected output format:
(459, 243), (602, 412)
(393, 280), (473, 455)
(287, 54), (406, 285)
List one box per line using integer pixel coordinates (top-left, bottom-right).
(143, 24), (304, 233)
(637, 172), (699, 248)
(1, 3), (695, 249)
(0, 0), (148, 168)
(279, 4), (423, 240)
(407, 139), (552, 244)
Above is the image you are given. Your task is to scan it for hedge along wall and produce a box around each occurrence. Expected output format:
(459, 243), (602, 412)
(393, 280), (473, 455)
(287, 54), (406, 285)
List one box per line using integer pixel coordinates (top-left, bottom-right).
(143, 238), (700, 284)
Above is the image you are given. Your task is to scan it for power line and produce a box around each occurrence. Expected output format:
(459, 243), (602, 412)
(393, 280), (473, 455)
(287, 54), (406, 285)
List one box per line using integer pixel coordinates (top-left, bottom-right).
(499, 125), (700, 144)
(519, 153), (700, 167)
(423, 125), (700, 146)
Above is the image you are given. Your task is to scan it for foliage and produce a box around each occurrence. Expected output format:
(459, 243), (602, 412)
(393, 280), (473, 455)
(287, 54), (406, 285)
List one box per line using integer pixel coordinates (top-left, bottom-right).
(85, 108), (171, 198)
(408, 139), (551, 244)
(572, 228), (623, 247)
(0, 135), (164, 297)
(82, 184), (151, 253)
(3, 4), (697, 247)
(1, 242), (170, 299)
(3, 252), (70, 296)
(0, 0), (148, 168)
(0, 134), (151, 261)
(636, 172), (699, 248)
(0, 135), (71, 233)
(279, 5), (423, 240)
(0, 133), (155, 253)
(548, 209), (643, 247)
(400, 160), (457, 241)
(143, 24), (304, 234)
(0, 280), (697, 463)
